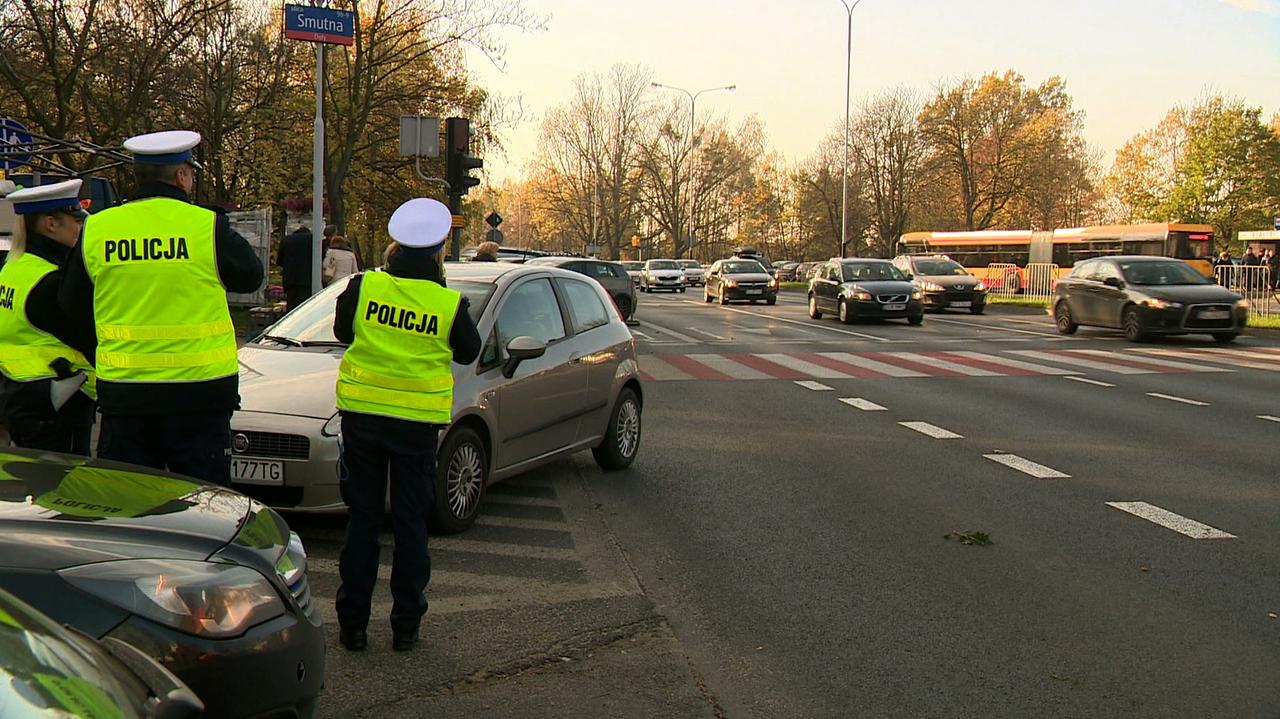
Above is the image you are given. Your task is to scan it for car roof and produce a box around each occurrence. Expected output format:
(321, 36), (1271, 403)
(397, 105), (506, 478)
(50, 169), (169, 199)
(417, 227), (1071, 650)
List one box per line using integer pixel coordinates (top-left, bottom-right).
(835, 257), (892, 263)
(443, 261), (525, 283)
(1090, 255), (1186, 263)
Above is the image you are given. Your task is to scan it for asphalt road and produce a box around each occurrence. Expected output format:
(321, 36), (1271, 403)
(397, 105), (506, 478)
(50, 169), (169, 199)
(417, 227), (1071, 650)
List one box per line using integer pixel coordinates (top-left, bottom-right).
(297, 287), (1279, 717)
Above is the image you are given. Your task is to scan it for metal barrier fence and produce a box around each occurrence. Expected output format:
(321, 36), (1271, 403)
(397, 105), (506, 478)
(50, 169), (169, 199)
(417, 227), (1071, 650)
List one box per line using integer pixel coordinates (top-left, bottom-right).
(982, 262), (1059, 299)
(1216, 265), (1277, 318)
(227, 207), (272, 307)
(1023, 263), (1058, 301)
(983, 263), (1021, 296)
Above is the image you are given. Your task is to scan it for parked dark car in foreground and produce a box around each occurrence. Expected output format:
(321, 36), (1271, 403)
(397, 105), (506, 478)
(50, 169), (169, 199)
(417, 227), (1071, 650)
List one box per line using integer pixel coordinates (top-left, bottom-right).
(704, 258), (778, 305)
(526, 256), (637, 320)
(808, 258), (924, 325)
(892, 254), (988, 314)
(0, 449), (324, 718)
(0, 586), (203, 718)
(1053, 256), (1248, 342)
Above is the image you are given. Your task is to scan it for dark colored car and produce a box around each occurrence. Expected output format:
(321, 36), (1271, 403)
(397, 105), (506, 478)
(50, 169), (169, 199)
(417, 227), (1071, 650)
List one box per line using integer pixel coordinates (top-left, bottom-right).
(704, 258), (778, 305)
(775, 262), (800, 282)
(893, 254), (988, 314)
(733, 246), (776, 276)
(1053, 256), (1248, 342)
(526, 256), (638, 320)
(0, 448), (325, 718)
(0, 586), (203, 718)
(808, 258), (924, 325)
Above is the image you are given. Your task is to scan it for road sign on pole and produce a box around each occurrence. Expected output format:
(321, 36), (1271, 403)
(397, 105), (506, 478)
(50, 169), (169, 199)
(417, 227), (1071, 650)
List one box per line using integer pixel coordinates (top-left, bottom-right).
(485, 228), (504, 244)
(0, 119), (33, 171)
(398, 116), (439, 158)
(284, 4), (355, 45)
(485, 212), (503, 229)
(1273, 217), (1280, 231)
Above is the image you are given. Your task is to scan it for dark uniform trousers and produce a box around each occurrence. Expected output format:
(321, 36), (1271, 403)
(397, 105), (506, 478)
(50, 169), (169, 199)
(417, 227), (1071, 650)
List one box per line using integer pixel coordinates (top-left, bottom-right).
(285, 285), (312, 314)
(5, 390), (95, 457)
(335, 411), (436, 635)
(97, 411), (233, 486)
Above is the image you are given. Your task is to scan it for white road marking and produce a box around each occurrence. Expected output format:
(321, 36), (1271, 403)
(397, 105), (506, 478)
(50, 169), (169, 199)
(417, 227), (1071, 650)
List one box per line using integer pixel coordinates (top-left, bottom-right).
(839, 397), (887, 411)
(884, 351), (1002, 376)
(635, 320), (701, 344)
(931, 317), (1066, 338)
(1259, 415), (1280, 424)
(1008, 350), (1152, 374)
(795, 380), (833, 391)
(1065, 376), (1116, 387)
(1077, 349), (1229, 373)
(899, 421), (963, 439)
(684, 354), (772, 380)
(817, 351), (928, 377)
(758, 353), (858, 379)
(1146, 392), (1209, 406)
(983, 453), (1070, 478)
(1105, 502), (1236, 540)
(1131, 348), (1278, 371)
(631, 330), (654, 341)
(637, 356), (694, 381)
(687, 326), (729, 340)
(681, 300), (894, 342)
(946, 351), (1079, 375)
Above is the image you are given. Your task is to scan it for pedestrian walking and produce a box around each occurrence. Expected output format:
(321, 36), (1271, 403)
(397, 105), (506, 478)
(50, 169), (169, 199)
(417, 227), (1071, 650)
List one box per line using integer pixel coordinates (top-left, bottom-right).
(332, 197), (481, 652)
(472, 241), (499, 262)
(279, 223), (314, 310)
(1264, 248), (1278, 291)
(59, 130), (264, 485)
(0, 180), (97, 454)
(323, 235), (359, 285)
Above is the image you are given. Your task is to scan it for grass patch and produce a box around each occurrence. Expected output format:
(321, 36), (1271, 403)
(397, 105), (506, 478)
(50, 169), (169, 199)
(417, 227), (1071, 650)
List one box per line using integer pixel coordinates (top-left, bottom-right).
(1249, 314), (1280, 329)
(986, 295), (1051, 308)
(779, 282), (809, 291)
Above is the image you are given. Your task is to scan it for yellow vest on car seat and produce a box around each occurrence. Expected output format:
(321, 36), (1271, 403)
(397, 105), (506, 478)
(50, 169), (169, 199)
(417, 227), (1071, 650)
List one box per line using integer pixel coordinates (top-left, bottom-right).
(0, 253), (96, 399)
(335, 272), (460, 424)
(81, 198), (237, 383)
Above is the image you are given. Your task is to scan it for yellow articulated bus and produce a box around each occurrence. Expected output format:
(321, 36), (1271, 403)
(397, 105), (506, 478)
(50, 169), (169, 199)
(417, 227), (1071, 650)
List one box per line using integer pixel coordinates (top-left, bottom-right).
(898, 223), (1215, 292)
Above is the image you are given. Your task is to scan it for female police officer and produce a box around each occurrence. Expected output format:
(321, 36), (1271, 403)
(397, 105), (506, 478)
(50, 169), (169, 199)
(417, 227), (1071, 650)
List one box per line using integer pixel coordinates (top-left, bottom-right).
(0, 180), (97, 454)
(332, 198), (480, 652)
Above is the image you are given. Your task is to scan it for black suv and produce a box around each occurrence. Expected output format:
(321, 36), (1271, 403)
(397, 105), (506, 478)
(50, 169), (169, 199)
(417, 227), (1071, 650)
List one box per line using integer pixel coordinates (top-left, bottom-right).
(892, 254), (987, 314)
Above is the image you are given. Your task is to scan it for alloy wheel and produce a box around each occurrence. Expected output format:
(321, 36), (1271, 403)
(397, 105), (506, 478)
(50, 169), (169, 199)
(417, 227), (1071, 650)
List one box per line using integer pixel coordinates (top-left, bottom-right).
(616, 398), (640, 458)
(447, 443), (484, 518)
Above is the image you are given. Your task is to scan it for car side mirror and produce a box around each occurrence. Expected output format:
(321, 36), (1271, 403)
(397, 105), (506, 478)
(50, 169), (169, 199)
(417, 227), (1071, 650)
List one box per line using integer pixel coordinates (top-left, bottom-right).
(1103, 277), (1124, 289)
(503, 336), (547, 379)
(904, 273), (914, 280)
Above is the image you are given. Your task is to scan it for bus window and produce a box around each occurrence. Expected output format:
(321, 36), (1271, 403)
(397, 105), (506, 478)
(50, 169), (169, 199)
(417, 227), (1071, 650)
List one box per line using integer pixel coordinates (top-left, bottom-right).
(1052, 244), (1073, 267)
(1169, 231), (1212, 259)
(1122, 241), (1163, 257)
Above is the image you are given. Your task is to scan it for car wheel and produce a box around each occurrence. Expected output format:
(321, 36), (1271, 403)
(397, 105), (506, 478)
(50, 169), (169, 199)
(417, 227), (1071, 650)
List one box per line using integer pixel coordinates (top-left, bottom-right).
(679, 287), (686, 293)
(1004, 272), (1021, 294)
(1212, 332), (1239, 344)
(433, 426), (486, 534)
(615, 294), (633, 321)
(1054, 301), (1078, 335)
(1122, 306), (1147, 342)
(766, 296), (776, 306)
(838, 299), (854, 325)
(593, 387), (641, 470)
(969, 305), (985, 315)
(719, 289), (729, 305)
(907, 313), (924, 326)
(808, 294), (822, 319)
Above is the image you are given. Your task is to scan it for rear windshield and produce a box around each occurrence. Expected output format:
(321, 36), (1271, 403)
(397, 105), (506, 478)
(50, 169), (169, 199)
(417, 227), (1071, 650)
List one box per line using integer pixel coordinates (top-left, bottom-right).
(722, 260), (766, 274)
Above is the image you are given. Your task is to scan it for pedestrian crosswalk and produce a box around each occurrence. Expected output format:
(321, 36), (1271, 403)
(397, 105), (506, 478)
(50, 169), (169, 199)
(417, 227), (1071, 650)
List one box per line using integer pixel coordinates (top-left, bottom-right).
(636, 346), (1276, 382)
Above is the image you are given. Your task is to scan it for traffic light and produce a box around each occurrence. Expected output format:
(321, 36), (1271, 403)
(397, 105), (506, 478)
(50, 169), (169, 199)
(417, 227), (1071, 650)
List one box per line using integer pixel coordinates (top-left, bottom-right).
(445, 117), (482, 195)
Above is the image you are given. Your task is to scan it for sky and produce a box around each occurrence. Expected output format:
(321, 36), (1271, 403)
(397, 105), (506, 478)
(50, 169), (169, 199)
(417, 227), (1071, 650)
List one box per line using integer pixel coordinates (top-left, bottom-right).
(463, 0), (1280, 183)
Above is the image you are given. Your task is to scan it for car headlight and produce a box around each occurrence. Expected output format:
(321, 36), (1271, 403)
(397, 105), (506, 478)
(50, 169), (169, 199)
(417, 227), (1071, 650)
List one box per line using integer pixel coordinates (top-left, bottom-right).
(1142, 298), (1183, 310)
(1236, 298), (1250, 308)
(768, 278), (779, 288)
(974, 281), (987, 292)
(919, 281), (945, 292)
(912, 290), (923, 300)
(849, 290), (872, 301)
(321, 412), (342, 437)
(60, 559), (286, 638)
(724, 279), (738, 287)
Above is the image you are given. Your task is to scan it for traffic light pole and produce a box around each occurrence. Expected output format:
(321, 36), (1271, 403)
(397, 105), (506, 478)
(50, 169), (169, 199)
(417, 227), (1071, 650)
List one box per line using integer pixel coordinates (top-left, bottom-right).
(448, 192), (462, 261)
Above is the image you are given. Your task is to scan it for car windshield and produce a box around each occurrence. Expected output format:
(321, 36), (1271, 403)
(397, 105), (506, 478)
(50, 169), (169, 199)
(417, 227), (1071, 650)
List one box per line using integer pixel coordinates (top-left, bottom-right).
(260, 276), (495, 345)
(678, 260), (701, 269)
(1119, 261), (1210, 286)
(843, 263), (906, 282)
(722, 260), (766, 274)
(621, 262), (643, 270)
(648, 260), (679, 270)
(912, 259), (967, 276)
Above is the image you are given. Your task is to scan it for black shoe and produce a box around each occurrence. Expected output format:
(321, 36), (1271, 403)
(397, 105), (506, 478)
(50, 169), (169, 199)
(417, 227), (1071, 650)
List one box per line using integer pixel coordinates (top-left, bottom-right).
(392, 631), (418, 652)
(339, 626), (367, 651)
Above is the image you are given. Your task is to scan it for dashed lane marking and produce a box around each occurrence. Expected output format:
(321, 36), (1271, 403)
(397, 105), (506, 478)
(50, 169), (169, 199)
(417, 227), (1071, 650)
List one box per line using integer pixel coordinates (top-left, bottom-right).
(983, 453), (1070, 479)
(795, 380), (834, 391)
(1065, 376), (1116, 387)
(1105, 502), (1236, 540)
(687, 326), (729, 341)
(839, 397), (887, 411)
(1146, 392), (1210, 407)
(899, 421), (964, 439)
(1259, 415), (1280, 423)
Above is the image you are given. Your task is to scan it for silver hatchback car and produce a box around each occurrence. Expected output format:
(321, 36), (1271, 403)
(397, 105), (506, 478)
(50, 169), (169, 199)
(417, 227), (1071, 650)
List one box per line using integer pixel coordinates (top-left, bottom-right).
(231, 262), (644, 533)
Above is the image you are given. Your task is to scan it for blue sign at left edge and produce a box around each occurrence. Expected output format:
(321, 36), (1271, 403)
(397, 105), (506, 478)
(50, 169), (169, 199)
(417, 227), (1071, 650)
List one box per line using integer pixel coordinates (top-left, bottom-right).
(284, 4), (356, 46)
(0, 118), (33, 171)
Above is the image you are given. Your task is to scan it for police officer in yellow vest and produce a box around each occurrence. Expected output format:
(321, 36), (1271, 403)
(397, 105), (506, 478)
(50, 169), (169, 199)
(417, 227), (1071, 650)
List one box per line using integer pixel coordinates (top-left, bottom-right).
(332, 198), (480, 652)
(59, 131), (264, 484)
(0, 180), (97, 454)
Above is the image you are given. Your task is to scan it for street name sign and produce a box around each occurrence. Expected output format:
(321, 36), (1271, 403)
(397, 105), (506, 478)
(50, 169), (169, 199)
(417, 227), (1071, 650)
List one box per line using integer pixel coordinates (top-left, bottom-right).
(1239, 230), (1280, 241)
(0, 118), (33, 171)
(284, 4), (355, 46)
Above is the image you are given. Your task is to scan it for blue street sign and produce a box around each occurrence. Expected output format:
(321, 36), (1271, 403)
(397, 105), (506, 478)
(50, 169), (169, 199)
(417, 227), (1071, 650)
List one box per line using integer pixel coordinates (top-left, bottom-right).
(1273, 217), (1279, 231)
(284, 4), (355, 46)
(0, 118), (33, 171)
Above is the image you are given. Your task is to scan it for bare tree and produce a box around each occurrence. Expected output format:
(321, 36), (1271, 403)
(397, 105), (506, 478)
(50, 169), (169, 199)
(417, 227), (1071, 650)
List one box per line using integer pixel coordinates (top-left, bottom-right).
(853, 87), (930, 256)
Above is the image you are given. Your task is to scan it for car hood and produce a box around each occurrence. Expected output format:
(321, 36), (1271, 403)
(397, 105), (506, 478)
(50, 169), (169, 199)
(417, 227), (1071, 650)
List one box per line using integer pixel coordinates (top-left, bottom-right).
(0, 449), (252, 569)
(916, 274), (979, 289)
(1133, 284), (1242, 303)
(238, 344), (344, 419)
(682, 267), (705, 275)
(726, 272), (773, 283)
(842, 280), (917, 294)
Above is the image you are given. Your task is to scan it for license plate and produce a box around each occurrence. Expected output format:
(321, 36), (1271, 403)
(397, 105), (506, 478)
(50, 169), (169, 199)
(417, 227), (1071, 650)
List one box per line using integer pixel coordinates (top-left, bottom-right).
(746, 289), (762, 295)
(232, 458), (284, 486)
(1197, 309), (1229, 319)
(952, 301), (971, 308)
(883, 303), (906, 311)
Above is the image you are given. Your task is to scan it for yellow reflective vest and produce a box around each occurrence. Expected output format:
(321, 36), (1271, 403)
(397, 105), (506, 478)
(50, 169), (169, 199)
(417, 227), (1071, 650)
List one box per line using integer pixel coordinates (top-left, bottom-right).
(81, 198), (237, 383)
(0, 252), (96, 399)
(336, 272), (460, 424)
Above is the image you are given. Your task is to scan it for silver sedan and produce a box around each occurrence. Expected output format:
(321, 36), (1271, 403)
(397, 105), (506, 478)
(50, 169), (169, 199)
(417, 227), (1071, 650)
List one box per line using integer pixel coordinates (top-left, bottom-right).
(231, 262), (644, 533)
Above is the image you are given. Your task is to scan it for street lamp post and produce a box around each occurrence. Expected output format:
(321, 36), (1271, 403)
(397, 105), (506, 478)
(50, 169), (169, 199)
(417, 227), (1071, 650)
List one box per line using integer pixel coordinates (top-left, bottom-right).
(839, 0), (862, 259)
(652, 82), (735, 259)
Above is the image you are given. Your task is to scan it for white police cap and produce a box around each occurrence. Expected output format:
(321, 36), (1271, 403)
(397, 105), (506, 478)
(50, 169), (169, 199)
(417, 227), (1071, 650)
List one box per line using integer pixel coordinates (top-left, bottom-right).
(6, 179), (87, 217)
(123, 130), (202, 166)
(387, 198), (451, 251)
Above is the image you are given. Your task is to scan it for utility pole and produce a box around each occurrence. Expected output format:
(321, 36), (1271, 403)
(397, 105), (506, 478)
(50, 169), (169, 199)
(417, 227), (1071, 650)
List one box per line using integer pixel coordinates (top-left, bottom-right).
(651, 82), (735, 259)
(838, 0), (863, 259)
